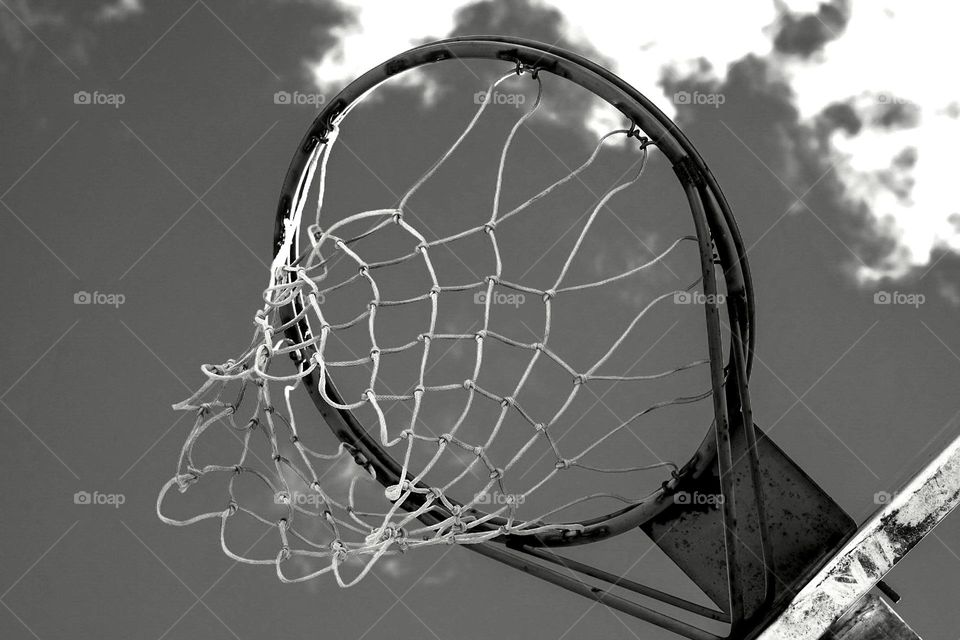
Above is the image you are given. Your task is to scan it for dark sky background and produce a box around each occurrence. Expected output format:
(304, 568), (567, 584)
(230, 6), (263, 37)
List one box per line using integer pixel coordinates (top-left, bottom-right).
(1, 1), (958, 639)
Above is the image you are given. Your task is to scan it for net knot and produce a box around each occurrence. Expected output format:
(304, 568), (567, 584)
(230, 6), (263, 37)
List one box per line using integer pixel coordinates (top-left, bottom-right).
(362, 388), (376, 401)
(438, 433), (453, 445)
(330, 540), (348, 559)
(399, 429), (412, 439)
(627, 123), (653, 149)
(384, 481), (409, 502)
(489, 468), (504, 480)
(176, 472), (199, 492)
(418, 333), (431, 343)
(463, 379), (475, 390)
(500, 396), (515, 408)
(543, 289), (557, 301)
(367, 300), (379, 311)
(573, 373), (588, 386)
(474, 330), (486, 342)
(416, 242), (428, 254)
(392, 210), (403, 223)
(225, 500), (238, 516)
(429, 285), (442, 296)
(378, 526), (402, 542)
(473, 446), (484, 457)
(534, 422), (547, 433)
(555, 458), (574, 470)
(484, 274), (500, 285)
(482, 221), (496, 234)
(414, 384), (426, 396)
(514, 59), (540, 79)
(358, 264), (369, 275)
(233, 465), (243, 475)
(289, 434), (299, 444)
(369, 346), (381, 358)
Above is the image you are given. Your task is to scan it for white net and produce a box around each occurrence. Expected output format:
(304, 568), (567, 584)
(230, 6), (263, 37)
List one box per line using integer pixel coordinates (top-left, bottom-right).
(159, 68), (724, 586)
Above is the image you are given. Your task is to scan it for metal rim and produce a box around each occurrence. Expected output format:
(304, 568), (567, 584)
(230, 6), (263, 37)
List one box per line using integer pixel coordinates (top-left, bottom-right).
(273, 35), (754, 547)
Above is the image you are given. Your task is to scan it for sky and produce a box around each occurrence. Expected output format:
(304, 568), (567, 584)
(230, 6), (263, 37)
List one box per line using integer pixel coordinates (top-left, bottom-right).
(1, 1), (959, 640)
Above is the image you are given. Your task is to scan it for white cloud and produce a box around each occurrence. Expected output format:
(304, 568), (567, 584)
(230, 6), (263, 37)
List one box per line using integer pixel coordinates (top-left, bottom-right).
(98, 0), (143, 23)
(309, 0), (466, 98)
(310, 0), (776, 118)
(310, 0), (959, 283)
(778, 2), (960, 281)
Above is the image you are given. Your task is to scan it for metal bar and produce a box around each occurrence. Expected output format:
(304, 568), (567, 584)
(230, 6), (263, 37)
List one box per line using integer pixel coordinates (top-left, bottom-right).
(725, 287), (776, 611)
(683, 176), (745, 629)
(757, 431), (960, 640)
(519, 545), (730, 622)
(464, 542), (722, 640)
(700, 181), (775, 613)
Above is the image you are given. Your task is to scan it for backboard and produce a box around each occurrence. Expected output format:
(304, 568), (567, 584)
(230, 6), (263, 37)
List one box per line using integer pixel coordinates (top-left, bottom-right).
(756, 431), (960, 639)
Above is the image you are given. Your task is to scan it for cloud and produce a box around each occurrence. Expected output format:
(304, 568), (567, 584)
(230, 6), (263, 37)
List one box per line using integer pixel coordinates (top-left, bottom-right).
(770, 2), (960, 282)
(772, 0), (849, 58)
(307, 0), (959, 289)
(0, 0), (91, 69)
(97, 0), (143, 23)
